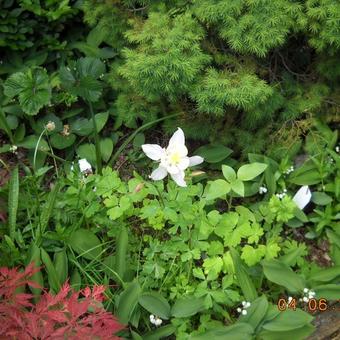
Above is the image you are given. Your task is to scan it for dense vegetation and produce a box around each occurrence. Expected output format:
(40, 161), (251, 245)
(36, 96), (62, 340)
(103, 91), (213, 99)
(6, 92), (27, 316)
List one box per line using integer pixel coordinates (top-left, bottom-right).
(0, 0), (339, 339)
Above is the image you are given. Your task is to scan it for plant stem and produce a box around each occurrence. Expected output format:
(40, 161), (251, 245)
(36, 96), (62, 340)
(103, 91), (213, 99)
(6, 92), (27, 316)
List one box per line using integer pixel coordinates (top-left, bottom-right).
(88, 101), (102, 174)
(33, 129), (46, 172)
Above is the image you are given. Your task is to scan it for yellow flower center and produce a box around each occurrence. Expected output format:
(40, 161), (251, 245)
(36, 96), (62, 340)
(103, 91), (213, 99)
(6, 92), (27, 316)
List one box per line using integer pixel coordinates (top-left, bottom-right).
(169, 152), (181, 165)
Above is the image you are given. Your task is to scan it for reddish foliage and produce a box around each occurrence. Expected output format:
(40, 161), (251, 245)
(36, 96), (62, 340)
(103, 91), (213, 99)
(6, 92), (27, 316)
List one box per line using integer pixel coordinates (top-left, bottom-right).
(0, 263), (124, 340)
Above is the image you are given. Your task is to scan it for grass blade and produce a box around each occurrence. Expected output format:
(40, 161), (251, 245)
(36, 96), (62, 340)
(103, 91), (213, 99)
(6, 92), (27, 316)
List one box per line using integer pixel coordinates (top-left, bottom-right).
(8, 166), (19, 239)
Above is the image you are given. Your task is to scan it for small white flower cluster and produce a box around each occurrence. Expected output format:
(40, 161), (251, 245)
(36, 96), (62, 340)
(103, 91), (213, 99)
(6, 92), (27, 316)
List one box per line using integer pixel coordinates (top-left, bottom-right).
(149, 314), (162, 326)
(237, 301), (251, 315)
(9, 145), (18, 154)
(299, 288), (316, 303)
(259, 186), (267, 194)
(276, 189), (287, 199)
(284, 166), (294, 175)
(335, 145), (339, 153)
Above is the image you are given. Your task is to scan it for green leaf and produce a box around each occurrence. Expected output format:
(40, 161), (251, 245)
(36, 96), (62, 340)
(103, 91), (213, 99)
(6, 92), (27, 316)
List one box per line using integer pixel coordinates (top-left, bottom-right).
(237, 163), (268, 181)
(54, 249), (68, 284)
(239, 295), (268, 330)
(117, 281), (141, 324)
(41, 248), (61, 292)
(143, 325), (176, 340)
(262, 308), (313, 331)
(70, 269), (82, 290)
(115, 227), (128, 279)
(68, 229), (102, 260)
(93, 111), (109, 133)
(231, 179), (245, 196)
(50, 133), (76, 150)
(76, 143), (96, 166)
(262, 259), (305, 293)
(8, 166), (19, 239)
(189, 323), (254, 340)
(308, 266), (340, 283)
(313, 284), (340, 299)
(222, 165), (236, 182)
(19, 135), (49, 151)
(203, 256), (223, 280)
(27, 244), (44, 300)
(171, 296), (206, 318)
(289, 168), (321, 185)
(4, 68), (51, 115)
(195, 144), (232, 163)
(311, 192), (333, 205)
(259, 324), (315, 340)
(100, 138), (113, 162)
(138, 292), (171, 319)
(230, 248), (257, 301)
(206, 179), (231, 200)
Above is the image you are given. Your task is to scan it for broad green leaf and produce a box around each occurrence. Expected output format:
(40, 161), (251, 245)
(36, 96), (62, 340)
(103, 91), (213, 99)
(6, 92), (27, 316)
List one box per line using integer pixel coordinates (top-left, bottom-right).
(190, 323), (254, 340)
(239, 295), (268, 330)
(262, 259), (305, 293)
(27, 244), (44, 300)
(19, 135), (49, 151)
(115, 227), (128, 279)
(8, 166), (19, 239)
(93, 111), (109, 133)
(68, 229), (102, 260)
(100, 138), (113, 162)
(222, 165), (236, 182)
(41, 248), (61, 293)
(289, 169), (321, 185)
(76, 143), (96, 166)
(231, 179), (245, 196)
(171, 296), (206, 318)
(195, 144), (232, 163)
(259, 324), (315, 340)
(117, 281), (141, 324)
(50, 133), (76, 149)
(54, 250), (68, 285)
(314, 284), (340, 299)
(309, 266), (340, 283)
(262, 308), (313, 331)
(237, 163), (268, 181)
(4, 68), (51, 115)
(311, 192), (333, 205)
(138, 292), (171, 319)
(143, 325), (176, 340)
(230, 248), (257, 301)
(70, 269), (82, 290)
(206, 179), (230, 200)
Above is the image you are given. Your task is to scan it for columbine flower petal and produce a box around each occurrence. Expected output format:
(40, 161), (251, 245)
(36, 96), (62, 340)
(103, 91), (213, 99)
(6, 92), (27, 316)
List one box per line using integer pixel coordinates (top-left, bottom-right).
(78, 159), (92, 173)
(293, 185), (312, 210)
(142, 144), (165, 161)
(189, 156), (204, 166)
(150, 166), (168, 180)
(166, 164), (180, 175)
(170, 171), (186, 187)
(168, 127), (185, 148)
(177, 157), (190, 170)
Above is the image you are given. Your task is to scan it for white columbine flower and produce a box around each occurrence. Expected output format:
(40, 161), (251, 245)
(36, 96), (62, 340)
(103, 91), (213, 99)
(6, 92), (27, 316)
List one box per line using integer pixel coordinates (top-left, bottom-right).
(142, 128), (204, 187)
(78, 159), (92, 173)
(293, 186), (312, 210)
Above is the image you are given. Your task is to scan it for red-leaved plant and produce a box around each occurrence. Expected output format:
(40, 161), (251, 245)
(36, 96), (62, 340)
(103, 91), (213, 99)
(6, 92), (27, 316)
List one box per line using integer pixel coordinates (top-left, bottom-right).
(0, 263), (124, 339)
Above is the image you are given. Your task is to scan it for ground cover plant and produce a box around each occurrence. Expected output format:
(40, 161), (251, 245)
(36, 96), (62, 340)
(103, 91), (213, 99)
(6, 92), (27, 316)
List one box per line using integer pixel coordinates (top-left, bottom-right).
(0, 1), (339, 339)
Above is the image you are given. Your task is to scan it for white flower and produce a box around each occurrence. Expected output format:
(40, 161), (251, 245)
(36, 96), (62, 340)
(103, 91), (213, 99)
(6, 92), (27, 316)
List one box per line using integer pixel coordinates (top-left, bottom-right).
(293, 186), (312, 210)
(237, 307), (242, 313)
(241, 309), (247, 315)
(245, 302), (251, 308)
(154, 318), (163, 326)
(149, 314), (155, 323)
(45, 121), (56, 132)
(303, 288), (309, 293)
(259, 186), (267, 194)
(142, 128), (204, 187)
(78, 159), (92, 173)
(9, 145), (18, 153)
(336, 146), (339, 153)
(303, 296), (309, 303)
(242, 301), (246, 306)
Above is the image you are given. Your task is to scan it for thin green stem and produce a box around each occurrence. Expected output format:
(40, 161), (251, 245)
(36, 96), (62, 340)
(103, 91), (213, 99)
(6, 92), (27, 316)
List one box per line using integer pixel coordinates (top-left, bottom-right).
(155, 185), (165, 208)
(46, 134), (59, 178)
(88, 101), (102, 174)
(33, 129), (46, 172)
